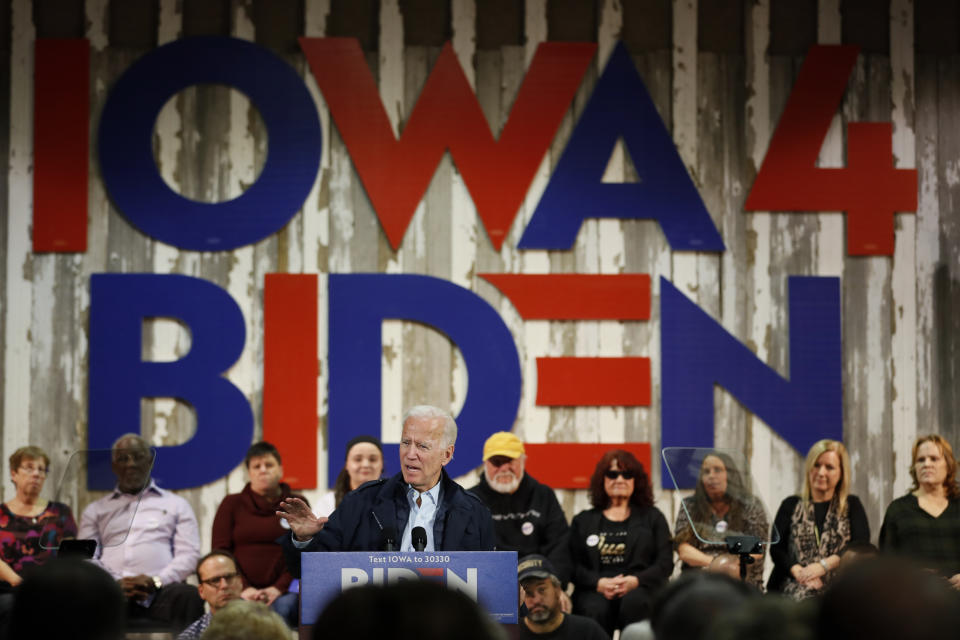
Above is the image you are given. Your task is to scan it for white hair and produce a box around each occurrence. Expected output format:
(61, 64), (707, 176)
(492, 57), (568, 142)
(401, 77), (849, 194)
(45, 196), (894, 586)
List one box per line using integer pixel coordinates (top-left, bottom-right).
(202, 600), (290, 640)
(402, 405), (457, 447)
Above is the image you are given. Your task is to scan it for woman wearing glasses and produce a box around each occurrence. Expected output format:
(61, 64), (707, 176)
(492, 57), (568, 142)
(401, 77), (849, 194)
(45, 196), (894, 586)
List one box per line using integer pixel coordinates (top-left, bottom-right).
(0, 446), (77, 586)
(674, 452), (768, 589)
(565, 449), (672, 636)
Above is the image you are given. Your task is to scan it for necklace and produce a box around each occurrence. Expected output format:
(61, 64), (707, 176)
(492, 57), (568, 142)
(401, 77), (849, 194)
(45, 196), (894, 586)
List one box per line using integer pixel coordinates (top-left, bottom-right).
(6, 499), (45, 521)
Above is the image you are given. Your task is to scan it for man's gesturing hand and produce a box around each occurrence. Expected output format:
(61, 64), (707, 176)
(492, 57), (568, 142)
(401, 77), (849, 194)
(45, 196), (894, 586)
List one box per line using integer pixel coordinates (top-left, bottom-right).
(277, 497), (327, 541)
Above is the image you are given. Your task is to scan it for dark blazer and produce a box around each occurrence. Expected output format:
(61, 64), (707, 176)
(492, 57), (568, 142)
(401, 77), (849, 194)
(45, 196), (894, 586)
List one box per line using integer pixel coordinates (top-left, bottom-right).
(282, 469), (495, 577)
(567, 506), (674, 591)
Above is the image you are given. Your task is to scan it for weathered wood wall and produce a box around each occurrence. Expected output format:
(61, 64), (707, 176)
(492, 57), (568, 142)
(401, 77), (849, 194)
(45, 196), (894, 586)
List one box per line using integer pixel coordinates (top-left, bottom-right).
(2, 0), (960, 575)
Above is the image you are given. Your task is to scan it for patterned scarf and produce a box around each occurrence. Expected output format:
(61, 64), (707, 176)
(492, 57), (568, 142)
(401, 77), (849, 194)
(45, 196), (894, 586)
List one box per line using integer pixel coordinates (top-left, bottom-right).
(784, 497), (850, 599)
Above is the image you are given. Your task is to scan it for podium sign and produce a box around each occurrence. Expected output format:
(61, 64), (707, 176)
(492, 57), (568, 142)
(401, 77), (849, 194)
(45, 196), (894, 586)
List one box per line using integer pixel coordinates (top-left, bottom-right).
(301, 551), (518, 624)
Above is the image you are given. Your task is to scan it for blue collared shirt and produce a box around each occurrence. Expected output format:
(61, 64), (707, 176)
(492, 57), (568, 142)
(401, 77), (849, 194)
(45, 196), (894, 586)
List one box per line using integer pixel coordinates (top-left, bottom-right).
(400, 480), (443, 551)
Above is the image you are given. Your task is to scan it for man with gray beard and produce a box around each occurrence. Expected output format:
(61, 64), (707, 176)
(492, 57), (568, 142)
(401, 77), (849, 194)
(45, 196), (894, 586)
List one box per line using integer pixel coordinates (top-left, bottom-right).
(470, 433), (570, 575)
(507, 555), (609, 640)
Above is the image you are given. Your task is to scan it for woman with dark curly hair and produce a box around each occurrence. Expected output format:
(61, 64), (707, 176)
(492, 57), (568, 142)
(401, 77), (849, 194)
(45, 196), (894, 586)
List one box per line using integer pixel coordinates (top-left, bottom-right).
(879, 434), (960, 588)
(565, 449), (672, 635)
(674, 451), (768, 588)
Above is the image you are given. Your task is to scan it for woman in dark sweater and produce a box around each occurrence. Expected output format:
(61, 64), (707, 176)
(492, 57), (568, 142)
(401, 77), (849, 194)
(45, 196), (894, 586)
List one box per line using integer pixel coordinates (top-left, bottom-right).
(565, 450), (672, 636)
(767, 439), (869, 598)
(212, 441), (308, 627)
(879, 434), (960, 586)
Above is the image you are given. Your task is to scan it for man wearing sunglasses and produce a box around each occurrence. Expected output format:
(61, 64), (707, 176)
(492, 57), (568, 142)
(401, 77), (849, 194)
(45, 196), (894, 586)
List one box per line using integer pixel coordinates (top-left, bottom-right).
(178, 551), (244, 640)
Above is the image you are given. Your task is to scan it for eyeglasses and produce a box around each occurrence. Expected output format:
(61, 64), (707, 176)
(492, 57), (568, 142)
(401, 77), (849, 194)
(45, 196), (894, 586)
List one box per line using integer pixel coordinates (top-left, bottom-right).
(604, 470), (634, 480)
(200, 572), (239, 587)
(18, 465), (47, 476)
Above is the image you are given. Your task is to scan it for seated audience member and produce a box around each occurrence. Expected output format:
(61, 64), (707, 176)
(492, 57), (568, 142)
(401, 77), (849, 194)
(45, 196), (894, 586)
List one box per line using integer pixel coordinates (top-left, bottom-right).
(313, 581), (506, 640)
(674, 451), (768, 589)
(78, 433), (203, 632)
(507, 554), (608, 640)
(279, 406), (494, 576)
(627, 570), (756, 640)
(879, 434), (960, 587)
(212, 441), (305, 625)
(314, 435), (384, 517)
(6, 558), (126, 640)
(817, 556), (960, 640)
(177, 550), (243, 640)
(469, 433), (570, 566)
(0, 446), (77, 586)
(201, 599), (291, 640)
(768, 440), (870, 598)
(566, 450), (672, 636)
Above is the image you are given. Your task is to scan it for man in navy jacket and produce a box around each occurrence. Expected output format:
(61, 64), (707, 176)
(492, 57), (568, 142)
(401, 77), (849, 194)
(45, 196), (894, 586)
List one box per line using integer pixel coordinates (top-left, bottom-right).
(279, 405), (495, 577)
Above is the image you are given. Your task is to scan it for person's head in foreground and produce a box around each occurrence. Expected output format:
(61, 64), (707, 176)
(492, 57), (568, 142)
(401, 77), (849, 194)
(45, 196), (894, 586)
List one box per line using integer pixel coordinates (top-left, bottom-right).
(817, 556), (960, 640)
(201, 599), (290, 640)
(313, 580), (505, 640)
(650, 570), (756, 640)
(8, 558), (125, 640)
(708, 594), (816, 640)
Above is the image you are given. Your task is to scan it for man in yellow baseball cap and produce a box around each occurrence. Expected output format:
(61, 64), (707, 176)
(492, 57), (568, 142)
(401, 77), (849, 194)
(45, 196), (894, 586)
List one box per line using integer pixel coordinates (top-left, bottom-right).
(470, 432), (571, 587)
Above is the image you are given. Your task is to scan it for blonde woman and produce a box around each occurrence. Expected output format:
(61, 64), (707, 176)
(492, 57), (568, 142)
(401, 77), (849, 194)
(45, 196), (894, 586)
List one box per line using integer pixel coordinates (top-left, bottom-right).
(767, 440), (869, 598)
(879, 434), (960, 589)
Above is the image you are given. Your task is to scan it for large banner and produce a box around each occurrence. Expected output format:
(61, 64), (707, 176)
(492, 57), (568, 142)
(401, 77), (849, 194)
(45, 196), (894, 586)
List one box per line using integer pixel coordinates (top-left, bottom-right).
(29, 35), (912, 489)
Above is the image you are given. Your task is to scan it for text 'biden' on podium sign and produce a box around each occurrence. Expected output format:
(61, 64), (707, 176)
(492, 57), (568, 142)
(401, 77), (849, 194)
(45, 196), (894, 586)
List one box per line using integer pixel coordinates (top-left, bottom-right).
(301, 551), (519, 624)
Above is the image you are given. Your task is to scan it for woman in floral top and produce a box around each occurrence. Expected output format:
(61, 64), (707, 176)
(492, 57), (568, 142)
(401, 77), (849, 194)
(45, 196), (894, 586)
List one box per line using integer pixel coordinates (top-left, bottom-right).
(0, 446), (77, 585)
(674, 451), (768, 589)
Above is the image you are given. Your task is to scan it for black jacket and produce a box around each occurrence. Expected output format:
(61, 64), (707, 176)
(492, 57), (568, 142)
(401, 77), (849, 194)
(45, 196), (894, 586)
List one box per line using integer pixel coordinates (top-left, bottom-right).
(567, 506), (673, 591)
(469, 473), (569, 560)
(282, 470), (495, 577)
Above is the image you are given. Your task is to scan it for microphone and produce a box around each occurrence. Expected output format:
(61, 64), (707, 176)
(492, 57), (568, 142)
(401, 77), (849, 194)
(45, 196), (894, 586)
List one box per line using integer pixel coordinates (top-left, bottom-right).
(382, 526), (397, 551)
(371, 511), (397, 551)
(412, 526), (428, 551)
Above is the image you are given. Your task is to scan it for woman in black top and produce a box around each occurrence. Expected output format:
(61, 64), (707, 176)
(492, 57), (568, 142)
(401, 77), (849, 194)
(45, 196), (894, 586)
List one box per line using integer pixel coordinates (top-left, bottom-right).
(768, 439), (870, 598)
(879, 434), (960, 585)
(566, 450), (672, 635)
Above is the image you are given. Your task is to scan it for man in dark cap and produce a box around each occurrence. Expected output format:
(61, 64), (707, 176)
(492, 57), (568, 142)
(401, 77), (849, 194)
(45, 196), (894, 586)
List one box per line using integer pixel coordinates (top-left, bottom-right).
(509, 555), (609, 640)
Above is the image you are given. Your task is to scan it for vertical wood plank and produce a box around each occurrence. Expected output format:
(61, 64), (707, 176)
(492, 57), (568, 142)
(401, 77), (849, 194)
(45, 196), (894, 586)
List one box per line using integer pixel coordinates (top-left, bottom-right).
(816, 0), (845, 276)
(913, 53), (941, 445)
(889, 0), (917, 498)
(380, 0), (405, 449)
(449, 0), (476, 446)
(594, 0), (626, 451)
(3, 0), (34, 503)
(514, 0), (549, 452)
(842, 51), (895, 535)
(302, 0), (331, 503)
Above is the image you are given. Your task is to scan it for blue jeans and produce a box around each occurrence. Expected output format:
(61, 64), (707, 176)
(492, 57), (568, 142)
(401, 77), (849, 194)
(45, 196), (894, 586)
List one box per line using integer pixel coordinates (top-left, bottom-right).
(271, 591), (299, 628)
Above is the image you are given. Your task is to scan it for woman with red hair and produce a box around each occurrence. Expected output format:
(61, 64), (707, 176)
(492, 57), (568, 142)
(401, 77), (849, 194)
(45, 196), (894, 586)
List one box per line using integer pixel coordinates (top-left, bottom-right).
(564, 450), (672, 635)
(879, 434), (960, 588)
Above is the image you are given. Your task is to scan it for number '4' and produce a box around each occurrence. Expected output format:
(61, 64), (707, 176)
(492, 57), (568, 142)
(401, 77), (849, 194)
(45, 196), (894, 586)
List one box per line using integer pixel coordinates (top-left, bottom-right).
(744, 45), (916, 256)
